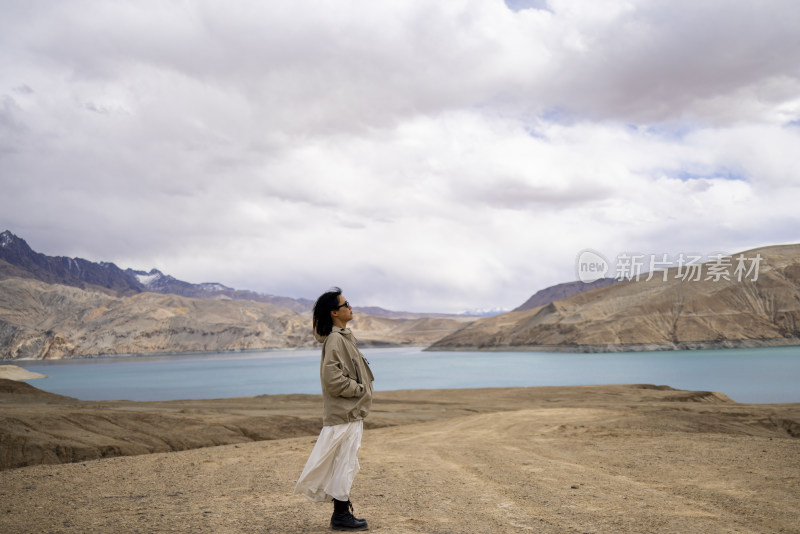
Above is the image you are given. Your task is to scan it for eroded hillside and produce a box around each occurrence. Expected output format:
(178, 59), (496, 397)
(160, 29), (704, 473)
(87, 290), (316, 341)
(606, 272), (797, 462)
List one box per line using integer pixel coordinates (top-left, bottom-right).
(430, 244), (800, 351)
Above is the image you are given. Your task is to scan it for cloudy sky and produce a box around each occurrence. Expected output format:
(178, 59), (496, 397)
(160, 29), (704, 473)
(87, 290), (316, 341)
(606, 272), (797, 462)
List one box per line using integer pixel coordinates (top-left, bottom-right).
(1, 0), (799, 313)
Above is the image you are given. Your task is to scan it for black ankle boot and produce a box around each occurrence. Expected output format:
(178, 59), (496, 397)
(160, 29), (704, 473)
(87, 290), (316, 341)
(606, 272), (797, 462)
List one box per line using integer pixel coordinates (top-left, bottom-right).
(331, 499), (368, 531)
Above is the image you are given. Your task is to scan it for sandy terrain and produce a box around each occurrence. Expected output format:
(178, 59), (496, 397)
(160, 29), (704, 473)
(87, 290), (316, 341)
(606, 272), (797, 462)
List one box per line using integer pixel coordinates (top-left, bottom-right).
(0, 365), (46, 380)
(1, 384), (798, 533)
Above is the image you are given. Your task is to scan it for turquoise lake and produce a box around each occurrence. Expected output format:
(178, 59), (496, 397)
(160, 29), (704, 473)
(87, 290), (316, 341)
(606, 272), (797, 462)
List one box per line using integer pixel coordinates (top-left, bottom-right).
(20, 345), (800, 404)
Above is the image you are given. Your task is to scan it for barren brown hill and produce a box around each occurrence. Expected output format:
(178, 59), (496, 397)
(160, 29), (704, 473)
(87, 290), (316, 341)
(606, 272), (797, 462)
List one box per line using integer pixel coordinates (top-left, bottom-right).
(0, 278), (469, 360)
(9, 377), (759, 472)
(0, 278), (311, 360)
(512, 277), (618, 312)
(430, 243), (800, 351)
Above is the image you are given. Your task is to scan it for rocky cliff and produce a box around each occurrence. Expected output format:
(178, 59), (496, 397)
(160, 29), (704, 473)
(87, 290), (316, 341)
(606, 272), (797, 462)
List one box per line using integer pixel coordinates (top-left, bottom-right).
(429, 243), (800, 351)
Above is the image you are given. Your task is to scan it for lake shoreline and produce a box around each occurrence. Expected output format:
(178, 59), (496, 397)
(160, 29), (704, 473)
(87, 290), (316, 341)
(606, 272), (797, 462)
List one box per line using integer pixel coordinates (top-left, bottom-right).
(426, 337), (800, 352)
(12, 345), (800, 404)
(6, 335), (800, 363)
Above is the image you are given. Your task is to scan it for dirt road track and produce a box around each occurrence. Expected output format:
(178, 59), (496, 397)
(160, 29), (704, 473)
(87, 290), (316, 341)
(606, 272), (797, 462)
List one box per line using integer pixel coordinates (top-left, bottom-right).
(1, 385), (798, 533)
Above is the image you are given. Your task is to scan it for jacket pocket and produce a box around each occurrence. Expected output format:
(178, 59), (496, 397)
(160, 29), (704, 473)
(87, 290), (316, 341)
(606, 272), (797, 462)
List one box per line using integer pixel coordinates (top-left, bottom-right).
(363, 359), (375, 383)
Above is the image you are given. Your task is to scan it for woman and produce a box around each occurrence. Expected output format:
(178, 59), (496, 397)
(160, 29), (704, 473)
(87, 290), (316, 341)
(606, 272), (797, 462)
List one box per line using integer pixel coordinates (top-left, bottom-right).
(294, 287), (375, 531)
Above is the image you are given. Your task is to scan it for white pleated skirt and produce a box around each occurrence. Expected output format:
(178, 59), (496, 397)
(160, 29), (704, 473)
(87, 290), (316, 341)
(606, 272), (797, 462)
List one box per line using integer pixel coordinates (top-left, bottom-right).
(294, 420), (364, 502)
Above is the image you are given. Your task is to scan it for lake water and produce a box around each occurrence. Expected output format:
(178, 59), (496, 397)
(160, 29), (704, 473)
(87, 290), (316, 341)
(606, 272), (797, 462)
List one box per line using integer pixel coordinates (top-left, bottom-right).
(19, 345), (800, 404)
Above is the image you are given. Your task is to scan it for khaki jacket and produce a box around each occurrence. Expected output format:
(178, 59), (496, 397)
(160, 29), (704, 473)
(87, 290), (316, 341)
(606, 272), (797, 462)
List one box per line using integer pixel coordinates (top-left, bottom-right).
(316, 326), (375, 426)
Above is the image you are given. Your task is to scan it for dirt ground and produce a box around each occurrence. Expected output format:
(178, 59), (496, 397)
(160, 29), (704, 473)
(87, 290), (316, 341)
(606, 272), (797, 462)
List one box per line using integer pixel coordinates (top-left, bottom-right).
(1, 384), (798, 533)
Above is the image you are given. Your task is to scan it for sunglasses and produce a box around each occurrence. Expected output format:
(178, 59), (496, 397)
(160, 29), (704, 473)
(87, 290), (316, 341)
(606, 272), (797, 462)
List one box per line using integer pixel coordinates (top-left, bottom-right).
(334, 300), (351, 309)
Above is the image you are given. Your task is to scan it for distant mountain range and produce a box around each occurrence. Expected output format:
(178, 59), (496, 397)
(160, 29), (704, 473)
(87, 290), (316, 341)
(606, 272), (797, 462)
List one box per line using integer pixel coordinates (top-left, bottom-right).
(0, 230), (475, 359)
(0, 230), (490, 319)
(0, 230), (314, 311)
(126, 268), (315, 313)
(6, 230), (796, 359)
(0, 230), (143, 295)
(0, 230), (612, 318)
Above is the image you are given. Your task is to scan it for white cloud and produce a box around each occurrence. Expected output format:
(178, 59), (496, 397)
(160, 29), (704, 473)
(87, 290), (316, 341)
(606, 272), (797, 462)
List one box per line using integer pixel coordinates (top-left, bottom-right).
(1, 0), (799, 312)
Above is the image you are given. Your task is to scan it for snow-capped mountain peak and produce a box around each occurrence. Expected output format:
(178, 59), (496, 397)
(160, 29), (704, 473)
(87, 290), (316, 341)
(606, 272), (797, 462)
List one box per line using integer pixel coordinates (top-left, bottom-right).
(133, 269), (165, 287)
(0, 230), (14, 248)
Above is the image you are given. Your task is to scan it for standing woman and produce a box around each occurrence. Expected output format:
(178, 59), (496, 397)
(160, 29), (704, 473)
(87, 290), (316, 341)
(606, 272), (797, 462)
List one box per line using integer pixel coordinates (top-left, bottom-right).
(294, 287), (375, 531)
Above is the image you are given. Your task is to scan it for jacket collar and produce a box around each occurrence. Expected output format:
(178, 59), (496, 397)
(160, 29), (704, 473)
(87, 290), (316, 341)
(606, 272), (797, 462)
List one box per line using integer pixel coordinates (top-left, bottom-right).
(331, 326), (352, 336)
(314, 326), (353, 343)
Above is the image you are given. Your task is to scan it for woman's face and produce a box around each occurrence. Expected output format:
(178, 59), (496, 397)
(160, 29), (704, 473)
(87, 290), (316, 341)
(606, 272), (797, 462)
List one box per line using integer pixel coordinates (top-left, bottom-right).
(331, 294), (353, 325)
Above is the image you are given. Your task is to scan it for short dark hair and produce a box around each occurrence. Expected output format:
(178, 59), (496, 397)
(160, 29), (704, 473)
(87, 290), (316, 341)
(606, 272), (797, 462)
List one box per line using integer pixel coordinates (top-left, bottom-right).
(313, 287), (343, 337)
